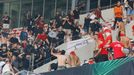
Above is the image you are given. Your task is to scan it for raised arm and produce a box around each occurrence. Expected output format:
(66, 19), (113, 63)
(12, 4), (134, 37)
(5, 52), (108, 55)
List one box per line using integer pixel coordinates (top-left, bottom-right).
(51, 48), (58, 57)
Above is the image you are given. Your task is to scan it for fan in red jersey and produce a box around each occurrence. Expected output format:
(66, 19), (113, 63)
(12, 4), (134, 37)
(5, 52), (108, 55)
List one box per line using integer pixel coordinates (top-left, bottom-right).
(105, 41), (126, 59)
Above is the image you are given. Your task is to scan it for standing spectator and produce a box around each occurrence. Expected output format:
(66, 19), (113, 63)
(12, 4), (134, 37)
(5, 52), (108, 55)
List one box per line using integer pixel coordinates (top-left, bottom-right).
(35, 14), (45, 30)
(73, 7), (80, 24)
(83, 14), (91, 34)
(113, 1), (124, 30)
(124, 0), (130, 23)
(62, 16), (72, 30)
(90, 19), (102, 35)
(57, 27), (65, 45)
(127, 0), (134, 21)
(94, 36), (108, 62)
(25, 11), (33, 30)
(2, 12), (11, 30)
(36, 31), (49, 46)
(94, 7), (105, 22)
(68, 11), (74, 24)
(71, 23), (81, 40)
(48, 28), (58, 47)
(124, 0), (129, 13)
(55, 12), (62, 28)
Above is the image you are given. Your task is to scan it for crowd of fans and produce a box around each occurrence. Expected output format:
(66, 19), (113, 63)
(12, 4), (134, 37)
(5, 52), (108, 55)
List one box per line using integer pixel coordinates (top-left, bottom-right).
(0, 0), (134, 75)
(49, 0), (134, 72)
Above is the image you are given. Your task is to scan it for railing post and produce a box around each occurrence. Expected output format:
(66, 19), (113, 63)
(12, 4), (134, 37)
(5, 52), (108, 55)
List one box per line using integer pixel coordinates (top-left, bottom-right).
(110, 0), (112, 8)
(54, 0), (57, 16)
(98, 0), (101, 7)
(86, 0), (90, 13)
(43, 0), (45, 17)
(71, 0), (76, 10)
(18, 0), (22, 28)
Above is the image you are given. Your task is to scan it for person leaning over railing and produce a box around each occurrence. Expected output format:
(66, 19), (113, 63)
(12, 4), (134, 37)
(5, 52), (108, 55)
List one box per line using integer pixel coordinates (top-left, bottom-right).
(67, 51), (81, 67)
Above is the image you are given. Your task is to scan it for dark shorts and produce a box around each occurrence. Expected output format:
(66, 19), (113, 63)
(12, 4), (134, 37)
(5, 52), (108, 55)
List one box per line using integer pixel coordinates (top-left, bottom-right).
(95, 54), (108, 63)
(115, 18), (123, 22)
